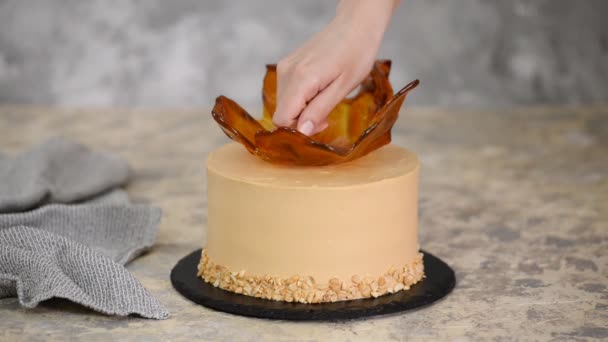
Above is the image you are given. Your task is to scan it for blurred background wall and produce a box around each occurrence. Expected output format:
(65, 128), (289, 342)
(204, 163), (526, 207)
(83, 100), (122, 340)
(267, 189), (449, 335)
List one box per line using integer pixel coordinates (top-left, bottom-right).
(0, 0), (606, 109)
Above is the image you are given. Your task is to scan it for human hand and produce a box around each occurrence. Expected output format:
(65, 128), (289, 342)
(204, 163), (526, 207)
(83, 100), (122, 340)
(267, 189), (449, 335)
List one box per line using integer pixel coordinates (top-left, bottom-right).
(272, 0), (400, 136)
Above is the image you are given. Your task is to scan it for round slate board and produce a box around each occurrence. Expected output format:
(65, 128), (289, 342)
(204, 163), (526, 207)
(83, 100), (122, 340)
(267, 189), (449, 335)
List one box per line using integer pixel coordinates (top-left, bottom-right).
(171, 249), (455, 321)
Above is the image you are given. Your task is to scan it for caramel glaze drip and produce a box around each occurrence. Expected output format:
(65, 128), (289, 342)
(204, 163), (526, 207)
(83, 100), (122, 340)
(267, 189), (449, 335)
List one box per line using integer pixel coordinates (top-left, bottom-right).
(211, 60), (419, 166)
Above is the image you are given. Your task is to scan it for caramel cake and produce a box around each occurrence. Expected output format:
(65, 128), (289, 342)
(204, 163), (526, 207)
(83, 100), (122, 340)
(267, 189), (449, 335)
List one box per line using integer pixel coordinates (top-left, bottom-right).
(200, 143), (423, 303)
(199, 60), (423, 303)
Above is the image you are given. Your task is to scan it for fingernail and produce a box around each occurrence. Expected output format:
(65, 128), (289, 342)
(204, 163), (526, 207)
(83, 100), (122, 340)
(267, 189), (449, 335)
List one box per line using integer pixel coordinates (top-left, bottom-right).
(298, 120), (314, 136)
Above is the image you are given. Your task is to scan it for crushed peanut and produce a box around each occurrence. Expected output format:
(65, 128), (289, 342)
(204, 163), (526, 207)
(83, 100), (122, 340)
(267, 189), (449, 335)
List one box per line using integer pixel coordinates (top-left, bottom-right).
(197, 249), (424, 304)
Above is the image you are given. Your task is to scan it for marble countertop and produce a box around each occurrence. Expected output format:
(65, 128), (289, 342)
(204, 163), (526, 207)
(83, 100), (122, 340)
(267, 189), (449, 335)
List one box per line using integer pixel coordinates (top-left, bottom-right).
(0, 105), (606, 341)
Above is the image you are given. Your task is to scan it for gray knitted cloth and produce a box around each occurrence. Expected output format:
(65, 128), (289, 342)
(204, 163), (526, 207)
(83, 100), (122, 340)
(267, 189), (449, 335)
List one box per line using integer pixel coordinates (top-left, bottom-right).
(0, 138), (169, 319)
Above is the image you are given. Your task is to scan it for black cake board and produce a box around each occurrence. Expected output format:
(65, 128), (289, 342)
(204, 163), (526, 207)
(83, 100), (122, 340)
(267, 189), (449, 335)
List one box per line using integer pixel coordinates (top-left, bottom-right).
(171, 248), (455, 321)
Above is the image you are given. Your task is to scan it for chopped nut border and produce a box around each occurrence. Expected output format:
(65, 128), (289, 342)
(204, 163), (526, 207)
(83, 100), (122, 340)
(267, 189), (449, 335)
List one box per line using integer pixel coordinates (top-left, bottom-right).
(197, 249), (424, 304)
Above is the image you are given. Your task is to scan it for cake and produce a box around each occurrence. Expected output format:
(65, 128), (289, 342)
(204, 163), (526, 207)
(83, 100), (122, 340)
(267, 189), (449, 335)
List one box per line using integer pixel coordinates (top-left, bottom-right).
(198, 142), (423, 303)
(198, 60), (423, 303)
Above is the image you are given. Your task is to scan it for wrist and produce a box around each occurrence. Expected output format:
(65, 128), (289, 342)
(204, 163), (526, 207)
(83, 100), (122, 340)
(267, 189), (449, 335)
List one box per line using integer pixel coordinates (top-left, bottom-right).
(335, 0), (398, 40)
(336, 0), (399, 20)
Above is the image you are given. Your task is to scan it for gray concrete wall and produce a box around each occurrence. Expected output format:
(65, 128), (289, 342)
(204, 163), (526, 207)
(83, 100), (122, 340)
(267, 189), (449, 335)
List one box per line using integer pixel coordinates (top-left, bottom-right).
(0, 0), (606, 109)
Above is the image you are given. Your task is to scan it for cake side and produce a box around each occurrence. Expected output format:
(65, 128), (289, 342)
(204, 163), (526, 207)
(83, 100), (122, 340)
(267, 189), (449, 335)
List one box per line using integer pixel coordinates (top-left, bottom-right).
(202, 143), (423, 303)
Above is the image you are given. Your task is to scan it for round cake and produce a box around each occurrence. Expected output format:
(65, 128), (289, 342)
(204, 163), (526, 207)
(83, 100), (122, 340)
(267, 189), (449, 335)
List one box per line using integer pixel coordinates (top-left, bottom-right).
(199, 142), (423, 303)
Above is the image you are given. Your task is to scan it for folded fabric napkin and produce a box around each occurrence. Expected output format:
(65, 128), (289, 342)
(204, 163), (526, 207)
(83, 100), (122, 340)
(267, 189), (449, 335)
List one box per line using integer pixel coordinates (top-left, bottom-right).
(0, 138), (169, 319)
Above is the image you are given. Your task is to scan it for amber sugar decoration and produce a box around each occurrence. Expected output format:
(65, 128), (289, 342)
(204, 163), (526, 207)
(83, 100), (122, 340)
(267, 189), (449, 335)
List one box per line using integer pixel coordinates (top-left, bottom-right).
(211, 60), (419, 166)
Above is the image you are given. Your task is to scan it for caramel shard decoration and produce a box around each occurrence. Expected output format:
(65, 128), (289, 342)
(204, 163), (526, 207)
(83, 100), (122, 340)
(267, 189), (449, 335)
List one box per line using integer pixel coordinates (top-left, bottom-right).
(211, 60), (419, 166)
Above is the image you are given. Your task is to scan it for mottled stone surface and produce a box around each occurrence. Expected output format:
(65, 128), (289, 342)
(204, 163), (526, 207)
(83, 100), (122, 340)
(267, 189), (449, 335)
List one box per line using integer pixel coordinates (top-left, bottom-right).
(1, 0), (607, 108)
(0, 105), (607, 341)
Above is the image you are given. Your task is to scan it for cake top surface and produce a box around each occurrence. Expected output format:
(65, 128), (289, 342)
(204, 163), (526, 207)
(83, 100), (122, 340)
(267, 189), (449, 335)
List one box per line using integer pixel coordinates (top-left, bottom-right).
(206, 142), (418, 188)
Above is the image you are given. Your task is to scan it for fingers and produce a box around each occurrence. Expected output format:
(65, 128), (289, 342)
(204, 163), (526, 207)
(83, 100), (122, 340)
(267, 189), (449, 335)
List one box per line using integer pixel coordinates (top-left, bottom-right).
(273, 61), (324, 129)
(272, 82), (304, 128)
(296, 76), (350, 136)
